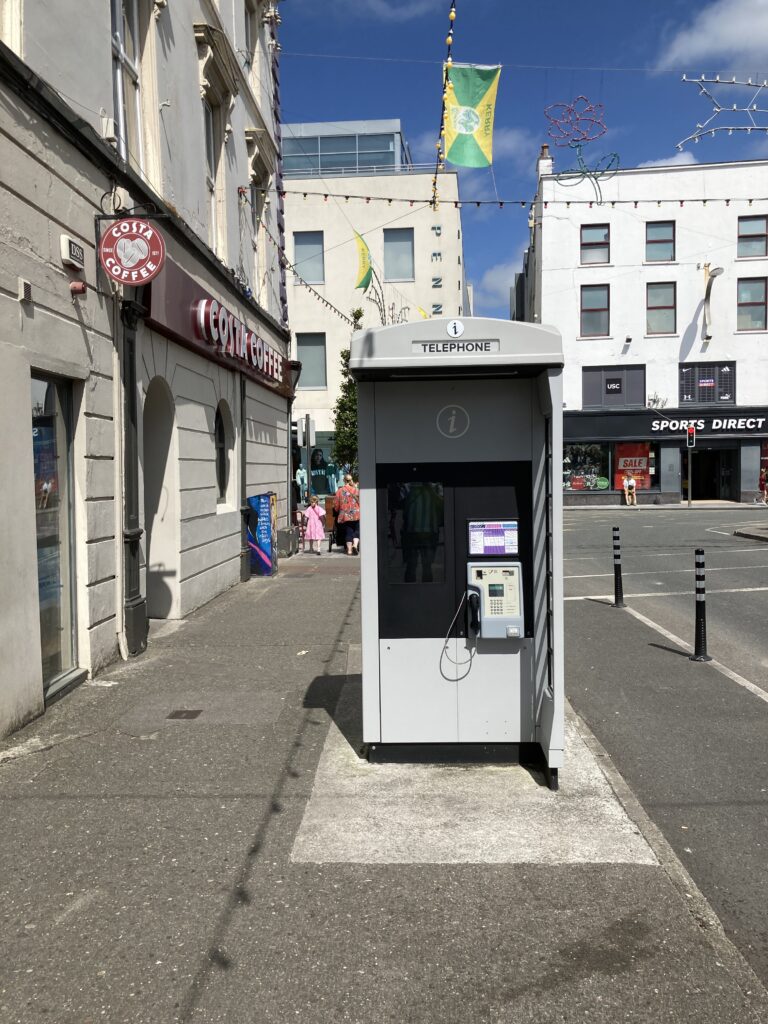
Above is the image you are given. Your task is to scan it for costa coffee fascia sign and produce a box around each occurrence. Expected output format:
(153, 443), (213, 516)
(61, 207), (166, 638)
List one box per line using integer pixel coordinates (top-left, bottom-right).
(99, 218), (166, 284)
(195, 297), (284, 384)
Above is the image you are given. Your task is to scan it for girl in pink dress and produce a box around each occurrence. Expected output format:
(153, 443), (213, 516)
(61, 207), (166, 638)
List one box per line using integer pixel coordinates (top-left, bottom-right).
(302, 494), (326, 553)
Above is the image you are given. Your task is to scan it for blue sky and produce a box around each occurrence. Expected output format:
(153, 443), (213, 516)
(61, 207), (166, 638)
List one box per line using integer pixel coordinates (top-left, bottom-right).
(280, 0), (768, 318)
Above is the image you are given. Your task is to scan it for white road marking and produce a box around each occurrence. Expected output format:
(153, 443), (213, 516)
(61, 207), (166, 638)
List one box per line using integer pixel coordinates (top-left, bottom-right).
(565, 586), (768, 600)
(86, 679), (121, 687)
(564, 547), (761, 562)
(565, 564), (768, 580)
(53, 890), (100, 927)
(624, 606), (768, 706)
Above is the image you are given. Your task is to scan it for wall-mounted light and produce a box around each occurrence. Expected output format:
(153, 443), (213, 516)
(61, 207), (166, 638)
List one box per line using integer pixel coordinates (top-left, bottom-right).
(703, 264), (724, 340)
(625, 336), (632, 345)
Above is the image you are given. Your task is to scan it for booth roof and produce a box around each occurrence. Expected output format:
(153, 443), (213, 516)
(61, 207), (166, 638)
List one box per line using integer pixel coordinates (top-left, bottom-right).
(349, 318), (563, 381)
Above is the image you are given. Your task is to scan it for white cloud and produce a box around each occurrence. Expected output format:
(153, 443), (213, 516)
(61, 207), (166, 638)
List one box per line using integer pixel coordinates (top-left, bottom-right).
(318, 0), (436, 21)
(656, 0), (768, 70)
(472, 250), (527, 313)
(637, 152), (699, 167)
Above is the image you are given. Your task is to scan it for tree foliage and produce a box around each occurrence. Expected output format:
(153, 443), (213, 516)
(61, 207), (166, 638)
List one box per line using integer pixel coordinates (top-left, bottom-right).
(331, 308), (364, 471)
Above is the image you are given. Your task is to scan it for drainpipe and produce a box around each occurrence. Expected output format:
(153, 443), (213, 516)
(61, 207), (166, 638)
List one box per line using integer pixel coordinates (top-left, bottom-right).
(120, 298), (148, 654)
(240, 373), (251, 582)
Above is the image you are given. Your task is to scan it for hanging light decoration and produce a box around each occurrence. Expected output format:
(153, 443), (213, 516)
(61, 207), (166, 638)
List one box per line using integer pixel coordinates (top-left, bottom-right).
(432, 1), (457, 210)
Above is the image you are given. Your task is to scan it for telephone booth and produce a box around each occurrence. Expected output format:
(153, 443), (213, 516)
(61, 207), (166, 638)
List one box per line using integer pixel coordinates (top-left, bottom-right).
(350, 317), (565, 786)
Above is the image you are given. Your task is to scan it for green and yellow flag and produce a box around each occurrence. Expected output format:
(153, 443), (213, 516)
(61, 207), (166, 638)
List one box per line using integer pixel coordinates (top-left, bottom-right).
(353, 231), (372, 291)
(444, 64), (501, 168)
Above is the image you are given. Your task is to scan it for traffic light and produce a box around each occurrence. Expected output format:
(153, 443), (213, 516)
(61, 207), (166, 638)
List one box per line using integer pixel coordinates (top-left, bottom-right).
(687, 425), (696, 448)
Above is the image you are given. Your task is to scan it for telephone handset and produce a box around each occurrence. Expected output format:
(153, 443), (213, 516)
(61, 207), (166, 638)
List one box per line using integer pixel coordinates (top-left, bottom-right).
(466, 562), (524, 640)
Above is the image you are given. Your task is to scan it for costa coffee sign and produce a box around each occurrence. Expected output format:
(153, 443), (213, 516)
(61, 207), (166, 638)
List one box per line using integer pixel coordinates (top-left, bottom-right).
(195, 298), (284, 384)
(99, 218), (166, 284)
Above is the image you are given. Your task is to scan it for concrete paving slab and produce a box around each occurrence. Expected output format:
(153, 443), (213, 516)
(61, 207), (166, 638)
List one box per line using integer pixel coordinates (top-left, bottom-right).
(291, 682), (656, 865)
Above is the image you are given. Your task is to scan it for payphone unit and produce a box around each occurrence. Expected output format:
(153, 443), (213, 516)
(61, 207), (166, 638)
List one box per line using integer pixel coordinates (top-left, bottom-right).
(350, 317), (564, 786)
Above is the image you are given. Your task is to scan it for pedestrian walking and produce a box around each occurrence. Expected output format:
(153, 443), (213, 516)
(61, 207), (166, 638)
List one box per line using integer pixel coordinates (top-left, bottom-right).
(759, 466), (767, 504)
(334, 473), (360, 555)
(302, 494), (326, 554)
(622, 469), (638, 507)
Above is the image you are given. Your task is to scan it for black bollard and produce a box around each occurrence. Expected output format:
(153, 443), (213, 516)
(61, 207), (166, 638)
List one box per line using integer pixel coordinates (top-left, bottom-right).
(612, 526), (625, 608)
(690, 548), (712, 662)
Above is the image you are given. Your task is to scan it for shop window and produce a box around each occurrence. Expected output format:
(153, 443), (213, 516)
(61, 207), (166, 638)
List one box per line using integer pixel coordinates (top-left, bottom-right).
(384, 228), (414, 281)
(111, 0), (145, 171)
(582, 365), (646, 410)
(646, 282), (676, 334)
(294, 231), (325, 284)
(580, 224), (609, 264)
(679, 362), (735, 405)
(214, 402), (233, 504)
(562, 444), (610, 491)
(31, 376), (75, 689)
(737, 277), (767, 330)
(580, 285), (609, 337)
(646, 221), (675, 262)
(613, 442), (659, 491)
(737, 216), (768, 258)
(296, 332), (327, 388)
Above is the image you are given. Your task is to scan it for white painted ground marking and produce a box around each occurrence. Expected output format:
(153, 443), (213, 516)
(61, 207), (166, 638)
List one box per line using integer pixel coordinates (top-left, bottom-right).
(564, 548), (761, 562)
(624, 606), (768, 706)
(86, 679), (121, 687)
(565, 564), (768, 580)
(566, 586), (768, 600)
(0, 737), (49, 764)
(291, 691), (656, 866)
(53, 890), (100, 927)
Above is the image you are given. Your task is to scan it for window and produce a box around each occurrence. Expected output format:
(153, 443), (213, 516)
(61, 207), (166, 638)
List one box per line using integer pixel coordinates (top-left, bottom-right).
(111, 0), (144, 170)
(580, 285), (609, 337)
(737, 277), (767, 330)
(384, 228), (414, 281)
(563, 445), (610, 491)
(357, 132), (396, 170)
(296, 333), (327, 388)
(738, 216), (768, 258)
(203, 99), (223, 252)
(582, 365), (646, 410)
(282, 132), (398, 176)
(244, 0), (257, 68)
(294, 231), (324, 284)
(646, 282), (676, 334)
(679, 362), (735, 405)
(283, 137), (320, 175)
(214, 404), (232, 503)
(580, 224), (609, 264)
(646, 221), (675, 262)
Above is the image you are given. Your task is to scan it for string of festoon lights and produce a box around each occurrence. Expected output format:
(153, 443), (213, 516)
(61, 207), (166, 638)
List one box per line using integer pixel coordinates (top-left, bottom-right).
(243, 185), (768, 211)
(241, 189), (355, 327)
(431, 1), (457, 210)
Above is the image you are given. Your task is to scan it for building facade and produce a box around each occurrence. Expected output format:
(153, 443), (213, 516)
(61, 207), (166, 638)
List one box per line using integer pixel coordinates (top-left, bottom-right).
(0, 0), (291, 738)
(518, 148), (768, 505)
(282, 120), (467, 492)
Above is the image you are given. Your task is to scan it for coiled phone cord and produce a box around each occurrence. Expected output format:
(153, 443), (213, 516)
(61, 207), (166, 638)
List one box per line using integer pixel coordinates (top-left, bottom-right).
(439, 591), (476, 680)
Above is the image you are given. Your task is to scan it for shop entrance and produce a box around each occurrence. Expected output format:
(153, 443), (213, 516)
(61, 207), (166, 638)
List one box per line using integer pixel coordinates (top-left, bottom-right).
(143, 377), (179, 619)
(682, 448), (739, 501)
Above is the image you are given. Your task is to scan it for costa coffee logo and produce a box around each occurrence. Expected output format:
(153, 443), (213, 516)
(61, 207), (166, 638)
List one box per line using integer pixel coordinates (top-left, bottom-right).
(99, 218), (166, 284)
(195, 298), (284, 384)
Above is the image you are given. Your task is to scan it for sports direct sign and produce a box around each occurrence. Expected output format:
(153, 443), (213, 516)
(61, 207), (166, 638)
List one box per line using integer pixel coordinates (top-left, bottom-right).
(99, 218), (166, 284)
(195, 298), (284, 384)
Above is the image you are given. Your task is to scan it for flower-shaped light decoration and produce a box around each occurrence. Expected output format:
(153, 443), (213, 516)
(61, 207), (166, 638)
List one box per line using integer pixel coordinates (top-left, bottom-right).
(544, 95), (608, 148)
(543, 95), (618, 204)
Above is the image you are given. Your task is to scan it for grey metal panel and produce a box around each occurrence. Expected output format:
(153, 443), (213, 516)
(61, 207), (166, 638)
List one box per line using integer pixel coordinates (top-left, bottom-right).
(659, 443), (681, 493)
(537, 369), (565, 766)
(582, 368), (602, 409)
(456, 639), (533, 742)
(358, 383), (381, 743)
(379, 638), (458, 742)
(350, 317), (563, 377)
(740, 442), (760, 494)
(626, 365), (646, 406)
(373, 380), (533, 464)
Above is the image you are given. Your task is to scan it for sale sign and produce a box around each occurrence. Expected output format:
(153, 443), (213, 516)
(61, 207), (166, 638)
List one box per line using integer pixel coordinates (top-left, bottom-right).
(614, 442), (651, 490)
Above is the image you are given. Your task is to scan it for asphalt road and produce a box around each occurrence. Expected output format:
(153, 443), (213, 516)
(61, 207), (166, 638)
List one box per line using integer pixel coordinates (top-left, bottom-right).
(564, 506), (768, 986)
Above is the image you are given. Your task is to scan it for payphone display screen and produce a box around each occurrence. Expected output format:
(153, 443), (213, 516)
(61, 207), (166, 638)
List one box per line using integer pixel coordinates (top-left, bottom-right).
(468, 519), (519, 557)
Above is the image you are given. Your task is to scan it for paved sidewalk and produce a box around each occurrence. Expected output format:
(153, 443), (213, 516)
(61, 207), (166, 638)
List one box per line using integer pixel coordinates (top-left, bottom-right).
(1, 557), (767, 1023)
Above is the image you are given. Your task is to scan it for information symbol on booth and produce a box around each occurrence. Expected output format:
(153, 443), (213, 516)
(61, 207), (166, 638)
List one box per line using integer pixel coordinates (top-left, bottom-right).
(436, 404), (470, 439)
(446, 319), (465, 338)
